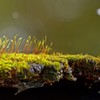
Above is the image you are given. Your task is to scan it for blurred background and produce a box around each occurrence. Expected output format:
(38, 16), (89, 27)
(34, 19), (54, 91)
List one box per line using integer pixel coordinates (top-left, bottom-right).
(0, 0), (100, 55)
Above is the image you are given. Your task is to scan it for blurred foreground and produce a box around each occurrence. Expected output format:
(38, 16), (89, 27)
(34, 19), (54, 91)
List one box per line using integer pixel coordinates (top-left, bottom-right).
(0, 79), (99, 100)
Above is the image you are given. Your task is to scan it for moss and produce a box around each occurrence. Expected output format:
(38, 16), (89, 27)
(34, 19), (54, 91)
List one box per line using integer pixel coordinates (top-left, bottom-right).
(0, 35), (99, 93)
(0, 53), (99, 71)
(0, 53), (65, 77)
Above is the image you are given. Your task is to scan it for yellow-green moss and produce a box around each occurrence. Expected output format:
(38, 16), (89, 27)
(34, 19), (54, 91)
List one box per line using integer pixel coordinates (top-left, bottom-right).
(0, 35), (99, 80)
(0, 53), (63, 73)
(0, 53), (99, 74)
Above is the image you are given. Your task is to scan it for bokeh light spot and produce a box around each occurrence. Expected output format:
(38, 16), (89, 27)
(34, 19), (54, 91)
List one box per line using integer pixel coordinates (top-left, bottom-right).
(12, 12), (19, 19)
(96, 8), (100, 16)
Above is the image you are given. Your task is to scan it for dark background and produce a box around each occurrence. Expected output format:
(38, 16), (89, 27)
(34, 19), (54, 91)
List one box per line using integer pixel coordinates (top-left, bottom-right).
(0, 79), (99, 100)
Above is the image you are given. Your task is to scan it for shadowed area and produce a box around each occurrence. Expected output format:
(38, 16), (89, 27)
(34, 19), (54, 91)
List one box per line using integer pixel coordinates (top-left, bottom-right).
(0, 79), (99, 100)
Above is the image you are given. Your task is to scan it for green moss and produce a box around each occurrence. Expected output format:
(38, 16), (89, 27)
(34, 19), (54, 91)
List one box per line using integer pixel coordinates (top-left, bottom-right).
(0, 35), (99, 83)
(0, 53), (64, 75)
(0, 53), (99, 76)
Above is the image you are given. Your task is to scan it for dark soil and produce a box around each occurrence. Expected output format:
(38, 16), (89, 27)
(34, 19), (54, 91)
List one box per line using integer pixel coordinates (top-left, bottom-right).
(0, 79), (99, 100)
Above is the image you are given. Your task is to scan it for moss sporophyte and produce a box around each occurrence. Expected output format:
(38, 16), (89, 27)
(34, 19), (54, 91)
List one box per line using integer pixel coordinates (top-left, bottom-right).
(0, 35), (99, 95)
